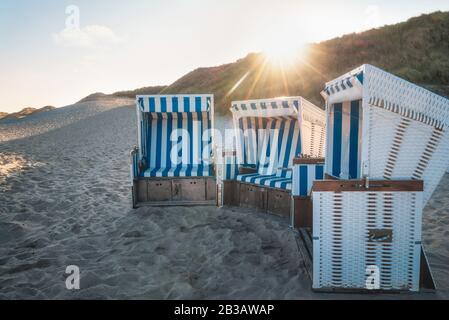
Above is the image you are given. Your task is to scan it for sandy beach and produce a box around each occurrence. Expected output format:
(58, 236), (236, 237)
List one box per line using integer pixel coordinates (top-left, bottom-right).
(0, 97), (448, 299)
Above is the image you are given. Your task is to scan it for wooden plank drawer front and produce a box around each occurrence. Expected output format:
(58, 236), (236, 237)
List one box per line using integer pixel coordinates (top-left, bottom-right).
(293, 197), (312, 228)
(148, 180), (172, 201)
(177, 179), (206, 201)
(223, 181), (239, 206)
(239, 184), (264, 209)
(239, 184), (253, 207)
(137, 180), (148, 202)
(206, 178), (216, 201)
(267, 189), (291, 218)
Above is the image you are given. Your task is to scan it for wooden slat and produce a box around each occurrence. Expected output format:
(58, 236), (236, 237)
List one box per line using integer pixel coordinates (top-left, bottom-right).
(420, 246), (437, 291)
(293, 196), (312, 228)
(267, 189), (290, 218)
(238, 167), (257, 175)
(296, 228), (313, 281)
(136, 200), (216, 207)
(300, 228), (313, 259)
(313, 179), (424, 192)
(223, 180), (239, 206)
(293, 157), (325, 165)
(222, 150), (237, 157)
(324, 173), (338, 180)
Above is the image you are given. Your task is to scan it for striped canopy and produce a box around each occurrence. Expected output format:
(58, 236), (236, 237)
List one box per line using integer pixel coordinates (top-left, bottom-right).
(231, 96), (325, 190)
(322, 70), (364, 96)
(136, 94), (214, 178)
(231, 97), (304, 172)
(137, 94), (212, 113)
(231, 97), (300, 120)
(321, 68), (364, 104)
(322, 64), (449, 130)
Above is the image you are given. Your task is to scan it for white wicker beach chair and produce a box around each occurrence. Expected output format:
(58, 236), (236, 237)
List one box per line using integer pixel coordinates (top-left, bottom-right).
(321, 64), (449, 204)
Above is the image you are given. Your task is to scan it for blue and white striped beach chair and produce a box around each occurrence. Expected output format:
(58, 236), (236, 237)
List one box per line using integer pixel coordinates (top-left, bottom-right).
(130, 94), (215, 207)
(233, 97), (325, 191)
(218, 96), (326, 219)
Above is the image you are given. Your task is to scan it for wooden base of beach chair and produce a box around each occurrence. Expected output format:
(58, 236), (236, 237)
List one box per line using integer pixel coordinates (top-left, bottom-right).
(308, 179), (437, 293)
(292, 196), (313, 228)
(134, 177), (216, 207)
(136, 200), (216, 207)
(222, 180), (240, 206)
(266, 189), (290, 219)
(131, 182), (138, 209)
(239, 184), (267, 212)
(296, 228), (436, 293)
(222, 180), (291, 220)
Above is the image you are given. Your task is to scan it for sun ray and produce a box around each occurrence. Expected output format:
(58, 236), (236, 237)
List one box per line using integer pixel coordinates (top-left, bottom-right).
(226, 71), (250, 97)
(246, 56), (269, 99)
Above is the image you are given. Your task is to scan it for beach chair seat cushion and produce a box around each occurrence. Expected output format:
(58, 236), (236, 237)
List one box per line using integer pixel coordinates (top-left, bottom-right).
(143, 165), (212, 177)
(237, 173), (292, 191)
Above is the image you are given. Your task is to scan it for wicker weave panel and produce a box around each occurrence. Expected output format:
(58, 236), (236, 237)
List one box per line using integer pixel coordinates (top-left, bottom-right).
(419, 130), (449, 204)
(365, 105), (449, 203)
(364, 65), (449, 129)
(392, 121), (432, 178)
(313, 190), (422, 291)
(365, 106), (399, 177)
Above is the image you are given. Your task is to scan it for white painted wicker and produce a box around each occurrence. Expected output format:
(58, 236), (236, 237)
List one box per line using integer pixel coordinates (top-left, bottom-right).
(314, 64), (447, 292)
(300, 98), (327, 158)
(322, 64), (449, 205)
(215, 147), (238, 207)
(215, 148), (238, 182)
(312, 189), (423, 292)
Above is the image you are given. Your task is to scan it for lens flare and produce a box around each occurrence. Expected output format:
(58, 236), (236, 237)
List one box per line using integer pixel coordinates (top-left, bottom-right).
(263, 43), (307, 67)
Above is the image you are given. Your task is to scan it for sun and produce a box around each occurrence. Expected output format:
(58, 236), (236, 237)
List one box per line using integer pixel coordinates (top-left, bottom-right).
(263, 42), (307, 67)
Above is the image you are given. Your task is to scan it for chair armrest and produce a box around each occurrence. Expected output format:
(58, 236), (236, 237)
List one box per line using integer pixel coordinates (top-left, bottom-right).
(238, 166), (257, 175)
(293, 157), (325, 165)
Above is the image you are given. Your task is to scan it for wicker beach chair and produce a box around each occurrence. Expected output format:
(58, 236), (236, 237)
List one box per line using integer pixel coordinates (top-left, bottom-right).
(312, 64), (449, 292)
(218, 96), (326, 221)
(130, 94), (216, 207)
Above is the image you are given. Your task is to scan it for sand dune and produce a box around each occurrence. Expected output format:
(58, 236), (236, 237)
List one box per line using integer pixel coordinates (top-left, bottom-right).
(0, 97), (133, 142)
(0, 97), (448, 299)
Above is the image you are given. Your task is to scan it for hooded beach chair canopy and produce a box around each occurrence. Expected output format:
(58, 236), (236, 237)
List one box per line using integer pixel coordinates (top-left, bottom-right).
(321, 64), (449, 204)
(231, 96), (325, 191)
(136, 94), (214, 178)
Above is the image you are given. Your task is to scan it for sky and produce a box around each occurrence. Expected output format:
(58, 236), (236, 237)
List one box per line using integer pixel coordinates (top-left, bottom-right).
(1, 0), (448, 113)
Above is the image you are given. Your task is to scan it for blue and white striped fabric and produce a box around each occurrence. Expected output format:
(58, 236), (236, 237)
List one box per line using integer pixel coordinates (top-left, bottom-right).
(137, 95), (214, 178)
(326, 100), (363, 179)
(231, 98), (299, 118)
(235, 116), (302, 191)
(223, 163), (239, 180)
(236, 117), (268, 168)
(292, 164), (325, 196)
(231, 97), (306, 191)
(320, 69), (364, 106)
(221, 150), (239, 181)
(137, 95), (212, 113)
(236, 173), (292, 191)
(236, 116), (302, 173)
(322, 71), (364, 97)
